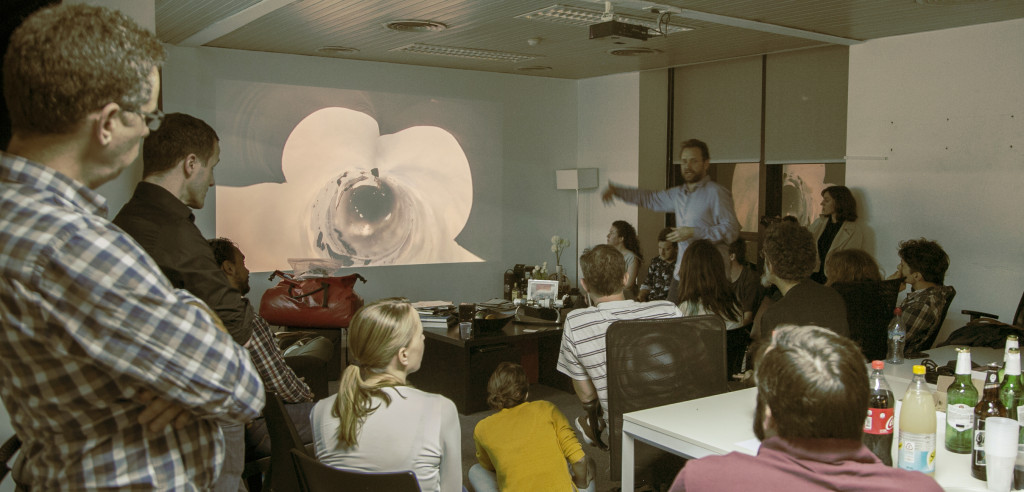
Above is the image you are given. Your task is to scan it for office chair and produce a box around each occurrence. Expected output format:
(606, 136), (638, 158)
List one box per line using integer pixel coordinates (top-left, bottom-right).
(937, 290), (1024, 348)
(962, 290), (1024, 327)
(290, 449), (420, 492)
(1, 434), (21, 485)
(606, 315), (729, 482)
(264, 391), (309, 492)
(831, 278), (902, 362)
(918, 287), (957, 352)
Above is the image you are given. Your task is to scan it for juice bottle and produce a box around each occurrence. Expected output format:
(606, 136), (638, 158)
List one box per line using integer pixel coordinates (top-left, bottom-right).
(898, 364), (936, 475)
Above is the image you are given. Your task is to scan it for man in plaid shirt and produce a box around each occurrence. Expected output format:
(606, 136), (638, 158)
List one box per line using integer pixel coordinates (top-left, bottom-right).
(209, 237), (317, 458)
(886, 238), (955, 354)
(0, 4), (264, 490)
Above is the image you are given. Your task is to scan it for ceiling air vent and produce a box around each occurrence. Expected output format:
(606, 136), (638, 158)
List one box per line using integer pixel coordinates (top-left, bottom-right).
(385, 20), (448, 32)
(608, 47), (661, 56)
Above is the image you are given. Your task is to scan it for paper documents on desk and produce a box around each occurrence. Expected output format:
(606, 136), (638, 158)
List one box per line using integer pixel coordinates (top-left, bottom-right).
(412, 300), (453, 309)
(736, 438), (761, 453)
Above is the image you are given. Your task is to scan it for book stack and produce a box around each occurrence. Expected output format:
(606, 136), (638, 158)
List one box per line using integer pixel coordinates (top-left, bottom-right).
(412, 301), (456, 329)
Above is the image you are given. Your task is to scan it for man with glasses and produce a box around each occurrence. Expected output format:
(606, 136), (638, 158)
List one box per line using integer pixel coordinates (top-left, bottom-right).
(0, 5), (264, 490)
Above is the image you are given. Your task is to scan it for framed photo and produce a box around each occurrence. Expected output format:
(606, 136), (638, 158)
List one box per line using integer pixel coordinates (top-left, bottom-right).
(527, 279), (559, 302)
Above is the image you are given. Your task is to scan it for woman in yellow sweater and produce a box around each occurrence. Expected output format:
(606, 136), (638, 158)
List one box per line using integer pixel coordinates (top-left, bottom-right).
(470, 362), (596, 492)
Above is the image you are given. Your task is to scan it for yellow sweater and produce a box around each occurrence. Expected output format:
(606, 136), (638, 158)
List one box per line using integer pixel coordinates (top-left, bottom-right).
(473, 400), (586, 492)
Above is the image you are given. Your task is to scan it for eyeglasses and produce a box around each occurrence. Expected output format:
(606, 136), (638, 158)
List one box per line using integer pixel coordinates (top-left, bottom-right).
(134, 108), (164, 131)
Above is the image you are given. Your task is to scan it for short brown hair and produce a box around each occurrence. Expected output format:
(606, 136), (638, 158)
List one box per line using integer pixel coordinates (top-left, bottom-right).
(680, 139), (710, 161)
(4, 4), (165, 135)
(142, 113), (219, 177)
(762, 221), (815, 282)
(824, 249), (881, 285)
(898, 238), (949, 285)
(580, 245), (625, 297)
(755, 325), (868, 440)
(486, 362), (529, 410)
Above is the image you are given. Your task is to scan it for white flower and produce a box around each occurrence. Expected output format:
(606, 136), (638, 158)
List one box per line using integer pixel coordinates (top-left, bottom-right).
(551, 235), (560, 244)
(551, 244), (559, 252)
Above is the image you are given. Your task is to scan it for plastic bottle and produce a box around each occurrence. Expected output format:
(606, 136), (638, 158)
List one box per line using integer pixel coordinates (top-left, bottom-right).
(945, 347), (979, 453)
(898, 364), (936, 475)
(863, 360), (895, 465)
(972, 363), (1008, 480)
(886, 308), (906, 364)
(999, 347), (1024, 488)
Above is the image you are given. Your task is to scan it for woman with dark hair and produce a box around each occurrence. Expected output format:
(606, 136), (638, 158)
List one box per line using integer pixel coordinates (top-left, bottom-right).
(809, 185), (865, 284)
(677, 239), (746, 374)
(311, 299), (461, 492)
(607, 220), (643, 299)
(470, 362), (595, 492)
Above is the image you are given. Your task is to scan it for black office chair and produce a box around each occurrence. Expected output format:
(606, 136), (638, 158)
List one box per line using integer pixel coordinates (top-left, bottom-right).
(290, 449), (420, 492)
(264, 391), (309, 492)
(937, 290), (1024, 348)
(831, 279), (902, 362)
(962, 290), (1024, 327)
(917, 287), (957, 352)
(1, 434), (21, 485)
(606, 315), (729, 482)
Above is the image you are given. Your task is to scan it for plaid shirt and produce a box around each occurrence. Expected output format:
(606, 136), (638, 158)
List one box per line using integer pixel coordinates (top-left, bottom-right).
(246, 306), (314, 403)
(0, 153), (265, 490)
(892, 285), (956, 353)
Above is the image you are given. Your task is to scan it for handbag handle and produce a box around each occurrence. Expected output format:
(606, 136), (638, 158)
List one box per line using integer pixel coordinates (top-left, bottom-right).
(288, 282), (330, 308)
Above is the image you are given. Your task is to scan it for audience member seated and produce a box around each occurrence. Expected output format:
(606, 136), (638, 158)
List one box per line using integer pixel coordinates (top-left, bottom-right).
(885, 238), (955, 354)
(311, 299), (461, 492)
(669, 325), (942, 492)
(677, 239), (746, 375)
(755, 221), (849, 341)
(470, 362), (596, 492)
(824, 249), (882, 285)
(809, 186), (866, 284)
(557, 245), (681, 446)
(208, 238), (316, 460)
(607, 220), (644, 300)
(825, 249), (897, 361)
(727, 238), (764, 325)
(638, 227), (677, 302)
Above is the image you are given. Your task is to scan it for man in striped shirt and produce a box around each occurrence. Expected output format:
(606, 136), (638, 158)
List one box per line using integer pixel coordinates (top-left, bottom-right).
(0, 5), (263, 489)
(556, 245), (681, 445)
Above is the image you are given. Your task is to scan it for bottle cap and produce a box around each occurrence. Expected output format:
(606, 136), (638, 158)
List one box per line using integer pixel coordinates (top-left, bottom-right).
(912, 365), (926, 375)
(894, 307), (902, 316)
(872, 360), (885, 370)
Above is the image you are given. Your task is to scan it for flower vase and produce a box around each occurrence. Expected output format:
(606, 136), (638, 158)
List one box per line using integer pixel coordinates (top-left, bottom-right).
(556, 264), (568, 296)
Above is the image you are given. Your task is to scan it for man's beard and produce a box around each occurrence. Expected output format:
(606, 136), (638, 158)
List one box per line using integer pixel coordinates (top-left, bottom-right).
(239, 278), (251, 296)
(683, 169), (705, 184)
(760, 261), (774, 288)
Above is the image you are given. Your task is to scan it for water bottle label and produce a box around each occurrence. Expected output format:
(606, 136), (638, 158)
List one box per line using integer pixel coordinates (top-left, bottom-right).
(946, 404), (975, 431)
(898, 431), (936, 474)
(864, 407), (894, 435)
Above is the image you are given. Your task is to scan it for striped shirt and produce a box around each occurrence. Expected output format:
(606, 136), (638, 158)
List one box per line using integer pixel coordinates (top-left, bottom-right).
(0, 153), (265, 490)
(556, 300), (682, 417)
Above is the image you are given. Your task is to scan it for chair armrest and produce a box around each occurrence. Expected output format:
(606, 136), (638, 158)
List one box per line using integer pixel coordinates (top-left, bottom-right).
(962, 309), (999, 321)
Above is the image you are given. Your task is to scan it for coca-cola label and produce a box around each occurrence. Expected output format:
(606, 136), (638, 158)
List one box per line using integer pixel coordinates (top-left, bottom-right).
(864, 407), (895, 435)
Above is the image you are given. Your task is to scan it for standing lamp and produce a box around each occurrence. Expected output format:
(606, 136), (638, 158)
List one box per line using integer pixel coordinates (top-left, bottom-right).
(555, 168), (599, 289)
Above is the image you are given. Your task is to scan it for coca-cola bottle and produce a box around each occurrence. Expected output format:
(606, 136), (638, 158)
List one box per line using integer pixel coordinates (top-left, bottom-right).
(863, 360), (895, 465)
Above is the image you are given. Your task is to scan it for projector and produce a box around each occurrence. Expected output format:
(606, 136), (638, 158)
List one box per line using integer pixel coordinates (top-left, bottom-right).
(589, 20), (650, 41)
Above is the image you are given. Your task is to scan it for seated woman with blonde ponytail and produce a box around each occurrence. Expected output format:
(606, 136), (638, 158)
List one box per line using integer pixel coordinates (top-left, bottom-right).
(311, 298), (462, 492)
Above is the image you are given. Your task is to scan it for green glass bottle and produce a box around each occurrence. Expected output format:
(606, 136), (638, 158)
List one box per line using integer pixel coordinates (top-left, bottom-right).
(1001, 347), (1024, 419)
(945, 347), (979, 453)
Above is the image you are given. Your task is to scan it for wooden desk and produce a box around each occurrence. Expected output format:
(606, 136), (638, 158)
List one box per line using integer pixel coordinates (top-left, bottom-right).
(408, 321), (571, 414)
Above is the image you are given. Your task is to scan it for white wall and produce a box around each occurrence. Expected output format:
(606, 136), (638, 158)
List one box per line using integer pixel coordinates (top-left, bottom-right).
(847, 18), (1024, 343)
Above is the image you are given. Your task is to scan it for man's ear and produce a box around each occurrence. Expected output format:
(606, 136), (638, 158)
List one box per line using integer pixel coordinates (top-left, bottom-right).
(219, 260), (234, 277)
(94, 103), (121, 147)
(181, 154), (198, 178)
(763, 403), (776, 433)
(621, 272), (629, 287)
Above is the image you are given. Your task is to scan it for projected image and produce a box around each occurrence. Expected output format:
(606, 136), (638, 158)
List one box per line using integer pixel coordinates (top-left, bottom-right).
(217, 107), (482, 271)
(781, 163), (846, 226)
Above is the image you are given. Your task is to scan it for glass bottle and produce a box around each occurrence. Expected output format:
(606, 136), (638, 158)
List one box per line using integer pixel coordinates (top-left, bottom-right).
(972, 363), (1008, 480)
(1001, 335), (1019, 382)
(945, 347), (979, 453)
(1000, 347), (1024, 488)
(864, 360), (895, 465)
(886, 307), (906, 364)
(898, 364), (936, 475)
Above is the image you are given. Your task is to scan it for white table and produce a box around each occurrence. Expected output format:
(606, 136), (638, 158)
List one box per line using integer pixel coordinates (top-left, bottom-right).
(621, 346), (1007, 491)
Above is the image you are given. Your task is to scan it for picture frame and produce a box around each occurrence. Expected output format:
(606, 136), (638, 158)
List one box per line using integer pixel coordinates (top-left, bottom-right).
(527, 279), (559, 302)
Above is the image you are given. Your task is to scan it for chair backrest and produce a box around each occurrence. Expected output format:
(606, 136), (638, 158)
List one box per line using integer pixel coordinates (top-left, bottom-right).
(831, 279), (902, 362)
(290, 449), (420, 492)
(1, 434), (22, 485)
(1014, 290), (1024, 328)
(606, 315), (728, 481)
(264, 391), (309, 492)
(921, 287), (957, 351)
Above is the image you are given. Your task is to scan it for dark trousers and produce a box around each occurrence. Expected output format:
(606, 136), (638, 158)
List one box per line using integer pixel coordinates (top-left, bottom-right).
(726, 325), (752, 376)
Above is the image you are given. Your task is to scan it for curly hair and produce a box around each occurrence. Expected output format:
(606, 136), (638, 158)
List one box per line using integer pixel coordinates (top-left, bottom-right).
(762, 221), (816, 282)
(580, 245), (625, 297)
(486, 362), (529, 410)
(4, 4), (165, 135)
(824, 249), (881, 285)
(898, 238), (949, 284)
(143, 113), (219, 177)
(612, 220), (643, 264)
(678, 239), (740, 322)
(822, 186), (858, 222)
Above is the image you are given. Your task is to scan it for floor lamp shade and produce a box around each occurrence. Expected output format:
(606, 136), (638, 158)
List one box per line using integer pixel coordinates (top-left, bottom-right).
(555, 168), (599, 190)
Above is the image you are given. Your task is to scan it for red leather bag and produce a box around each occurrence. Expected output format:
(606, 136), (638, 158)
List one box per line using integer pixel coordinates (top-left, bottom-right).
(259, 270), (367, 328)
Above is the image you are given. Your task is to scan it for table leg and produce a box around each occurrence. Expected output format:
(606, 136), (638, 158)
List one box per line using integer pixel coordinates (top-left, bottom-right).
(622, 430), (635, 491)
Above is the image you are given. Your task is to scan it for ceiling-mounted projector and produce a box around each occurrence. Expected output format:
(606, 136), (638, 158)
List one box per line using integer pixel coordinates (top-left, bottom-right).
(589, 20), (650, 41)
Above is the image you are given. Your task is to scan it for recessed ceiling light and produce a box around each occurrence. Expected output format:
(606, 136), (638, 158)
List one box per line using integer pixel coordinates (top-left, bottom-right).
(391, 43), (538, 62)
(608, 47), (661, 56)
(317, 46), (359, 55)
(385, 19), (448, 32)
(517, 4), (694, 35)
(515, 65), (553, 72)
